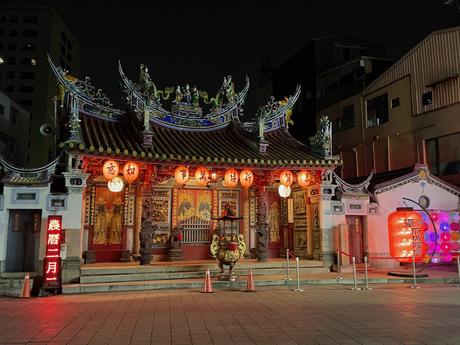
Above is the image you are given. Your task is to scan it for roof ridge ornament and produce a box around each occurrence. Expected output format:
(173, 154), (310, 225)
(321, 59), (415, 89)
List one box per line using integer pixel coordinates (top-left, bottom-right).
(309, 115), (338, 160)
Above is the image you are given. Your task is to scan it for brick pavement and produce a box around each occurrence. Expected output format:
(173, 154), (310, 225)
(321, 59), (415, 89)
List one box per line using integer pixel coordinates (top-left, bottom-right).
(0, 284), (459, 345)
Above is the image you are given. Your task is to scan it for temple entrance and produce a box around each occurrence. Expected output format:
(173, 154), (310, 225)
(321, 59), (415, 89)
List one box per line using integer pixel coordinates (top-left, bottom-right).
(5, 209), (41, 272)
(89, 187), (125, 262)
(346, 215), (364, 263)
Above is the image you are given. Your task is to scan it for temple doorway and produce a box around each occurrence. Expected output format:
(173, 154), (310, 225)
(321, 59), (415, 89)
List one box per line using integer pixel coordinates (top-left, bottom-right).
(5, 209), (41, 272)
(346, 215), (364, 263)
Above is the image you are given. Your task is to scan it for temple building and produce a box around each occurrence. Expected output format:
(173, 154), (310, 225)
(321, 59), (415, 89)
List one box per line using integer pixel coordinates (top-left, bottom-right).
(0, 56), (340, 288)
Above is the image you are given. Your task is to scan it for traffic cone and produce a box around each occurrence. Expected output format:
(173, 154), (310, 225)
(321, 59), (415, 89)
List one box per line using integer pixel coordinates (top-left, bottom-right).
(244, 268), (257, 292)
(20, 273), (31, 298)
(201, 269), (213, 293)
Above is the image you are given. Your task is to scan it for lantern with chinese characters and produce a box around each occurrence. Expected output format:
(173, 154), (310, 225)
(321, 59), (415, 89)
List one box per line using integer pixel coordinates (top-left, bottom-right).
(388, 207), (425, 262)
(224, 169), (239, 188)
(123, 162), (139, 184)
(43, 215), (63, 288)
(297, 170), (311, 188)
(239, 169), (254, 188)
(195, 166), (210, 186)
(102, 160), (119, 180)
(108, 176), (124, 192)
(278, 184), (291, 198)
(279, 170), (293, 187)
(174, 165), (189, 185)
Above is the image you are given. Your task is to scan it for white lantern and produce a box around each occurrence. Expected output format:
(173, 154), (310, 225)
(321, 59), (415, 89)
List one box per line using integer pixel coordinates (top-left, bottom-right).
(278, 184), (291, 198)
(108, 176), (124, 192)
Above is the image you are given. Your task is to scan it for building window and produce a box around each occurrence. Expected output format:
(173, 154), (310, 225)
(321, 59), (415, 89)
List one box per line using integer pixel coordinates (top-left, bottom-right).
(5, 85), (14, 92)
(21, 57), (36, 66)
(0, 104), (4, 116)
(391, 97), (400, 108)
(11, 107), (18, 124)
(7, 43), (17, 50)
(422, 91), (433, 106)
(341, 104), (355, 130)
(6, 71), (15, 79)
(0, 16), (5, 23)
(343, 47), (351, 61)
(19, 99), (33, 107)
(19, 85), (34, 93)
(20, 71), (34, 79)
(7, 57), (16, 65)
(22, 30), (37, 37)
(10, 16), (19, 23)
(0, 29), (4, 36)
(9, 30), (18, 37)
(366, 93), (389, 128)
(426, 132), (460, 176)
(22, 43), (36, 51)
(23, 16), (38, 23)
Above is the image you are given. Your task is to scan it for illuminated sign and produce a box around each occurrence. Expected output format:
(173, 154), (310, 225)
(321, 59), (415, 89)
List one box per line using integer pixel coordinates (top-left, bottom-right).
(43, 215), (62, 288)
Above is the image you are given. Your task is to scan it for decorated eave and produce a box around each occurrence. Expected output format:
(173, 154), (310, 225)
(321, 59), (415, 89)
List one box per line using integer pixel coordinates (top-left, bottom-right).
(0, 155), (60, 186)
(49, 57), (340, 170)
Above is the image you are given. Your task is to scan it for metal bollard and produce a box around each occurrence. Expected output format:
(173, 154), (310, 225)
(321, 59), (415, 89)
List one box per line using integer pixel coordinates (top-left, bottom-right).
(457, 256), (460, 288)
(294, 257), (303, 292)
(284, 249), (292, 281)
(363, 256), (372, 290)
(351, 257), (360, 291)
(410, 254), (420, 289)
(336, 248), (343, 282)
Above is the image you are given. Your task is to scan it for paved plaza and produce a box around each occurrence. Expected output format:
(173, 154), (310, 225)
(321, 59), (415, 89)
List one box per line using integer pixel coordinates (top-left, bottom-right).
(1, 284), (460, 345)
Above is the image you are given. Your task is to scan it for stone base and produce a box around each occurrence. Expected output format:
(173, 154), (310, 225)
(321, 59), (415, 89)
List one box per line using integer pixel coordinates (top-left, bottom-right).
(140, 253), (152, 265)
(62, 257), (83, 283)
(168, 248), (183, 261)
(218, 273), (238, 281)
(120, 250), (131, 262)
(84, 250), (96, 264)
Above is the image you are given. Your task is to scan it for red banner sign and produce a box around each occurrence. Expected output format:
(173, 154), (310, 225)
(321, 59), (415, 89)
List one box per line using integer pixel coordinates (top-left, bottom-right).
(43, 215), (62, 287)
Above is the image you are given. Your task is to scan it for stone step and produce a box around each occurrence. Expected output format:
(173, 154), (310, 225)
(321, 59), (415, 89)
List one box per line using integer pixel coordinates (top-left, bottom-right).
(0, 278), (34, 297)
(63, 274), (459, 295)
(80, 266), (329, 284)
(80, 259), (324, 276)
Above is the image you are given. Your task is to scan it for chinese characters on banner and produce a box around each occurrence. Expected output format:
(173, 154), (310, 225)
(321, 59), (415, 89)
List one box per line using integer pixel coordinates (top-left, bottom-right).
(43, 215), (62, 288)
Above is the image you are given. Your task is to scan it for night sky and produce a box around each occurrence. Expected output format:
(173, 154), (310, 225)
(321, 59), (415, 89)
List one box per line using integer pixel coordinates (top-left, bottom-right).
(8, 0), (460, 115)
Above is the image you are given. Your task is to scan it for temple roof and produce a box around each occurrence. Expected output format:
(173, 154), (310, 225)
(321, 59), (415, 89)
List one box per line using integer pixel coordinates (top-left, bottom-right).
(50, 56), (339, 169)
(59, 115), (338, 169)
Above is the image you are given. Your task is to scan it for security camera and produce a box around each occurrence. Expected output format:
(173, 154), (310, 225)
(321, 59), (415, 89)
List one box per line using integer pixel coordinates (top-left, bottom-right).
(40, 123), (55, 136)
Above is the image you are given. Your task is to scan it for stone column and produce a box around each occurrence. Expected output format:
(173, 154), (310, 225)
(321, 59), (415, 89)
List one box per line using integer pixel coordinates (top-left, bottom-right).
(318, 182), (337, 267)
(254, 186), (268, 261)
(61, 169), (89, 283)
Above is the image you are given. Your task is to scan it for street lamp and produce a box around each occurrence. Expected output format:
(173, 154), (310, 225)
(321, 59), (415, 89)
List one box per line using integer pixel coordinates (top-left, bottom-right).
(0, 56), (4, 64)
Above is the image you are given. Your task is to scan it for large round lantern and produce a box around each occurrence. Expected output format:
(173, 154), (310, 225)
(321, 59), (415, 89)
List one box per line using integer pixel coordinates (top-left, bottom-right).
(123, 162), (139, 184)
(240, 169), (254, 188)
(175, 165), (189, 185)
(108, 176), (124, 192)
(297, 170), (311, 188)
(388, 207), (425, 262)
(103, 160), (119, 180)
(195, 166), (210, 186)
(224, 169), (239, 188)
(278, 184), (291, 198)
(279, 170), (293, 187)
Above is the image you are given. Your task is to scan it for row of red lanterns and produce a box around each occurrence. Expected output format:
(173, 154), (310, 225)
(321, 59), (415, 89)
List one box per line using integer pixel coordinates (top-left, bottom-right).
(175, 166), (255, 188)
(279, 170), (312, 188)
(102, 160), (140, 184)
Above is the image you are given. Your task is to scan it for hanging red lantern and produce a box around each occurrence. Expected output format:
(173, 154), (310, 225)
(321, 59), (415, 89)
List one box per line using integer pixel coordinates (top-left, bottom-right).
(239, 169), (254, 188)
(174, 165), (189, 185)
(279, 170), (293, 187)
(224, 168), (239, 188)
(102, 160), (119, 180)
(388, 207), (425, 262)
(195, 166), (210, 186)
(297, 170), (311, 188)
(123, 161), (139, 184)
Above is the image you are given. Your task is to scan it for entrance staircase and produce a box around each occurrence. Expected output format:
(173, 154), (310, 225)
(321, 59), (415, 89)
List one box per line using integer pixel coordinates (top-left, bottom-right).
(0, 272), (35, 297)
(63, 259), (328, 294)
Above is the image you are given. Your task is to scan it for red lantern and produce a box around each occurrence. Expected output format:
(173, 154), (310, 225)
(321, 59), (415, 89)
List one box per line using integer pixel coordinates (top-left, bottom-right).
(388, 208), (425, 262)
(279, 170), (293, 187)
(195, 166), (210, 186)
(102, 160), (119, 180)
(123, 162), (139, 184)
(224, 169), (239, 188)
(297, 170), (311, 188)
(175, 165), (189, 185)
(240, 169), (254, 188)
